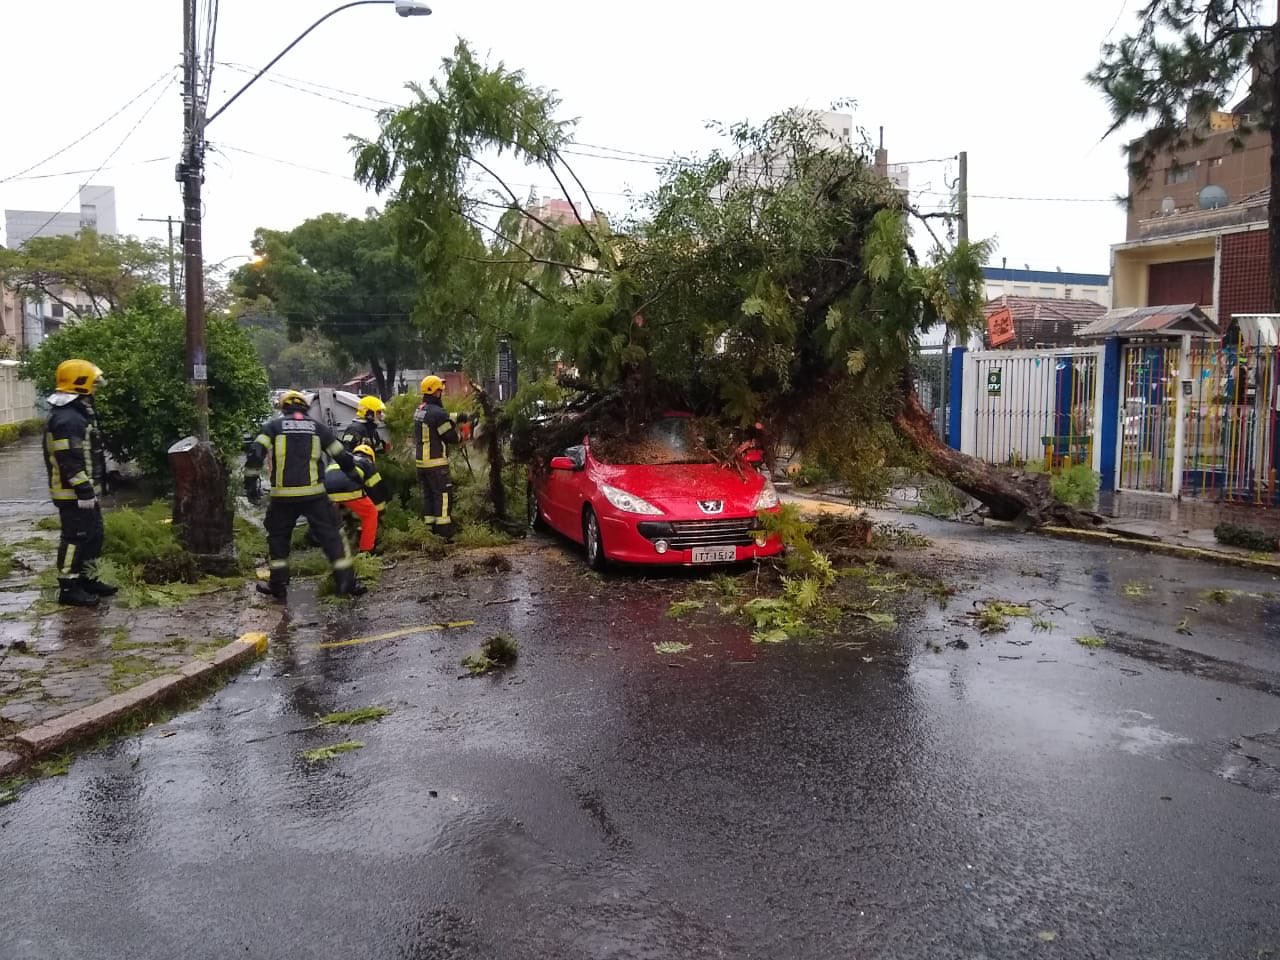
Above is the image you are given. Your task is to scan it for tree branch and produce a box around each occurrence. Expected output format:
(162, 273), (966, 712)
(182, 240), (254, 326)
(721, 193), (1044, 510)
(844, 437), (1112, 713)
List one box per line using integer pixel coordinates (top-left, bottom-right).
(453, 208), (601, 278)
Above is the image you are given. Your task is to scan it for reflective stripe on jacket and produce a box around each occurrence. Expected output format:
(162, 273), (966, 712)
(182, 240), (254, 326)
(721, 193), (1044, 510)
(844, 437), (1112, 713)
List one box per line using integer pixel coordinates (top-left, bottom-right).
(245, 412), (352, 498)
(44, 399), (104, 502)
(413, 397), (459, 469)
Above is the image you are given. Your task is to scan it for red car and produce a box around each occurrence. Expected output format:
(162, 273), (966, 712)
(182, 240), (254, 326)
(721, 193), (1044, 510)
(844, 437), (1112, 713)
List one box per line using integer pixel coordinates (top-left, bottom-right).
(528, 415), (784, 569)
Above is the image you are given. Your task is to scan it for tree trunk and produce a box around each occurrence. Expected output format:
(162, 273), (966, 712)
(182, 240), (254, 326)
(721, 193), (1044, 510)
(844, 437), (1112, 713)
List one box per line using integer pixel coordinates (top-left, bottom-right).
(383, 358), (398, 400)
(168, 437), (238, 574)
(472, 383), (508, 524)
(892, 373), (1103, 529)
(1270, 19), (1280, 311)
(369, 359), (387, 400)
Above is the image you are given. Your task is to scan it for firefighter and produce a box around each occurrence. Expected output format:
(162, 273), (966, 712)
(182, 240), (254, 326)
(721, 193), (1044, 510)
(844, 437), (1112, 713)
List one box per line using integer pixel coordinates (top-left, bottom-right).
(324, 443), (388, 553)
(413, 375), (463, 540)
(340, 395), (388, 455)
(244, 389), (367, 600)
(43, 358), (117, 607)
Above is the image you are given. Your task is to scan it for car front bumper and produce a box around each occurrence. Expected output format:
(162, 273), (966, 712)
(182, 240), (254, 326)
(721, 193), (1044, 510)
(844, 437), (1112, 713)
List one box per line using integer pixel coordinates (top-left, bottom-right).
(598, 513), (784, 565)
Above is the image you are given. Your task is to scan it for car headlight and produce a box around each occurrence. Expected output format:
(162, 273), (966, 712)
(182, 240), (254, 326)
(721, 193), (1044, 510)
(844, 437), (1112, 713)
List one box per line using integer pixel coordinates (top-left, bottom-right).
(600, 482), (663, 515)
(754, 478), (780, 510)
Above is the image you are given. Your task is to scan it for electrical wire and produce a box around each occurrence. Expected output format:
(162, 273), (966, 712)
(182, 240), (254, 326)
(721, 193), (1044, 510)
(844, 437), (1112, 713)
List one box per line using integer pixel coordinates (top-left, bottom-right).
(0, 71), (174, 184)
(23, 77), (176, 242)
(2, 157), (169, 183)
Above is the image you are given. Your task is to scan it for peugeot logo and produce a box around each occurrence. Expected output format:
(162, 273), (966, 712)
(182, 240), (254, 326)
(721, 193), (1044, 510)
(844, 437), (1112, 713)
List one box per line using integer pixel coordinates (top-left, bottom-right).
(698, 500), (724, 514)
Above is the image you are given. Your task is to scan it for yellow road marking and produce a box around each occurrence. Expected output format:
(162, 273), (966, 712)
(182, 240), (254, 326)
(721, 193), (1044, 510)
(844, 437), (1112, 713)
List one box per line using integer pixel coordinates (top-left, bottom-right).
(317, 620), (476, 649)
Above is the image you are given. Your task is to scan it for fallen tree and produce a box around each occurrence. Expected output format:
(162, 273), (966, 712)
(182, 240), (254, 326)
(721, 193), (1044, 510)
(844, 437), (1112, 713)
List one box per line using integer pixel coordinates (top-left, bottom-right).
(353, 46), (1099, 528)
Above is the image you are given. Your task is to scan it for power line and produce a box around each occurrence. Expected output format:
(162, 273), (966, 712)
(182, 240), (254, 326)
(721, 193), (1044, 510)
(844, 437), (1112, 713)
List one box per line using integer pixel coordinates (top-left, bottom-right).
(24, 77), (176, 243)
(1, 156), (169, 183)
(915, 188), (1116, 204)
(0, 71), (174, 185)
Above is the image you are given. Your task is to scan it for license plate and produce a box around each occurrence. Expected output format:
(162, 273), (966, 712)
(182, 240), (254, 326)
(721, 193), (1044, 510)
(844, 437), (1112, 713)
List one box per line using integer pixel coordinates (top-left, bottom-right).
(691, 546), (737, 563)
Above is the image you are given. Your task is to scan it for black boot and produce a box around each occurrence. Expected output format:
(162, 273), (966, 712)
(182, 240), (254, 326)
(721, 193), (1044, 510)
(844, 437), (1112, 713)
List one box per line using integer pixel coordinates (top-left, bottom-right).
(256, 580), (287, 601)
(84, 579), (118, 596)
(333, 569), (368, 598)
(58, 578), (100, 607)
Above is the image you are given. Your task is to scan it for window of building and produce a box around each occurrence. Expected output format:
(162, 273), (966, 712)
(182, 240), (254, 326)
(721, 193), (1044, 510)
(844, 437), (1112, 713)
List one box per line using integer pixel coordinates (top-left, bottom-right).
(1064, 288), (1073, 298)
(1211, 157), (1224, 166)
(1012, 285), (1033, 296)
(50, 303), (64, 319)
(1166, 165), (1194, 185)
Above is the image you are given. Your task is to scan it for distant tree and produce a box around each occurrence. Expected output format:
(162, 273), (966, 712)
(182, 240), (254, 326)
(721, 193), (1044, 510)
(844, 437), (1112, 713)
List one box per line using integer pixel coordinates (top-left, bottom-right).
(1088, 2), (1280, 306)
(233, 210), (419, 399)
(24, 287), (269, 479)
(0, 230), (168, 318)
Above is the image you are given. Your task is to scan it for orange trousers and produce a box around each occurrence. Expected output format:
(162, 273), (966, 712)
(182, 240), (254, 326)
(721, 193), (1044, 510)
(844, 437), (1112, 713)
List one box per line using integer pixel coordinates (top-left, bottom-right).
(339, 495), (380, 552)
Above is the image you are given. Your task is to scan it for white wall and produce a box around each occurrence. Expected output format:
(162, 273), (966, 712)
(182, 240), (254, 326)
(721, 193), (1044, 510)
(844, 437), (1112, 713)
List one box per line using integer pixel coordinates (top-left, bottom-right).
(0, 361), (37, 424)
(983, 279), (1112, 307)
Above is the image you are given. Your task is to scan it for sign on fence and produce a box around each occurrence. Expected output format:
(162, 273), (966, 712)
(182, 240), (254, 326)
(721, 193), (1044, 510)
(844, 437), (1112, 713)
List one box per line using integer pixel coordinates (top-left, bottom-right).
(986, 369), (1002, 397)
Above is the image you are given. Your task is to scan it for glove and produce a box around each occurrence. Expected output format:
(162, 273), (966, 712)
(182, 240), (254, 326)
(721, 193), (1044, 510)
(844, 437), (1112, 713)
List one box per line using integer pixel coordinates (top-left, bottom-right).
(244, 477), (262, 505)
(77, 497), (98, 511)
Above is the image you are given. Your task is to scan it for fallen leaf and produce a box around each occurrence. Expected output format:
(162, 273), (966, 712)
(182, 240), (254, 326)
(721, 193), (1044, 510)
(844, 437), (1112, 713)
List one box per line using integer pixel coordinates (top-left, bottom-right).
(1037, 931), (1057, 942)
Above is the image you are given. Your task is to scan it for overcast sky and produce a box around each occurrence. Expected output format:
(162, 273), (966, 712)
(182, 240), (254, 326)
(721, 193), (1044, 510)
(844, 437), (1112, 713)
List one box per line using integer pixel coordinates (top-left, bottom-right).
(2, 0), (1142, 276)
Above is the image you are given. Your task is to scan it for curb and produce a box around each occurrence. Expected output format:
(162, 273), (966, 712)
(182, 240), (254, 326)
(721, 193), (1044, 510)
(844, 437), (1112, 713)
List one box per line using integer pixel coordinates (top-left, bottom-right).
(1037, 526), (1280, 574)
(1, 631), (270, 779)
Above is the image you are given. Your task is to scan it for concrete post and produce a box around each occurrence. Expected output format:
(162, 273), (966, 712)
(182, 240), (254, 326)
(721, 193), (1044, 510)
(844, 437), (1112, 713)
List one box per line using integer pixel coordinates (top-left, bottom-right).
(1171, 334), (1191, 497)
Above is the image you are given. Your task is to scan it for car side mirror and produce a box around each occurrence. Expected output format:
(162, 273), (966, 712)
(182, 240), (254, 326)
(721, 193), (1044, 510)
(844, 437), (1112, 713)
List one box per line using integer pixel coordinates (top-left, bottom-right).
(550, 456), (577, 471)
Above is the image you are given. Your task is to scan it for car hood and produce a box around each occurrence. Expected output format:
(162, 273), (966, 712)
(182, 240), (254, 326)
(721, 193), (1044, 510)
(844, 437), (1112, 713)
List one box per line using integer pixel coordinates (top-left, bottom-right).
(592, 461), (763, 504)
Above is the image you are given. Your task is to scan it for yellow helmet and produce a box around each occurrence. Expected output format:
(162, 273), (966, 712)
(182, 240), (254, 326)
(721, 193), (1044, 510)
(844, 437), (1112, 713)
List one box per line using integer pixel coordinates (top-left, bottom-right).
(278, 389), (308, 411)
(55, 359), (105, 395)
(356, 395), (386, 419)
(420, 375), (445, 396)
(353, 443), (376, 460)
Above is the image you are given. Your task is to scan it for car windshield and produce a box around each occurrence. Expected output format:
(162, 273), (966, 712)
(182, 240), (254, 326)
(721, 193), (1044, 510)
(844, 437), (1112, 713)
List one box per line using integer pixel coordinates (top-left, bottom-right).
(592, 418), (717, 466)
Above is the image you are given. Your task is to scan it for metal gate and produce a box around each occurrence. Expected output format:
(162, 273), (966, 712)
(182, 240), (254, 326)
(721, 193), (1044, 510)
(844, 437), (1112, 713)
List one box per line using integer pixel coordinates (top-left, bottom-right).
(1117, 341), (1181, 493)
(961, 347), (1103, 471)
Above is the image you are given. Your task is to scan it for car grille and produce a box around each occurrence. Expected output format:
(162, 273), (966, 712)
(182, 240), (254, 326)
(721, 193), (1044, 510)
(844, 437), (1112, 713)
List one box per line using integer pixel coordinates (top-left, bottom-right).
(666, 518), (757, 550)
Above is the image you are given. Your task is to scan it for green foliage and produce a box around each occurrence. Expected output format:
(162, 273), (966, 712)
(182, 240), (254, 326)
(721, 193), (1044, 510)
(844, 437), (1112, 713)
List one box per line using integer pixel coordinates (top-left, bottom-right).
(916, 478), (965, 518)
(453, 524), (514, 548)
(318, 706), (391, 726)
(461, 633), (519, 676)
(234, 210), (419, 399)
(666, 599), (705, 619)
(301, 740), (365, 764)
(1051, 464), (1099, 508)
(969, 600), (1032, 635)
(0, 544), (14, 579)
(1087, 2), (1272, 194)
(0, 230), (168, 317)
(0, 418), (42, 448)
(1075, 635), (1106, 649)
(380, 516), (449, 557)
(24, 288), (269, 479)
(653, 641), (692, 655)
(237, 310), (354, 388)
(1214, 521), (1279, 552)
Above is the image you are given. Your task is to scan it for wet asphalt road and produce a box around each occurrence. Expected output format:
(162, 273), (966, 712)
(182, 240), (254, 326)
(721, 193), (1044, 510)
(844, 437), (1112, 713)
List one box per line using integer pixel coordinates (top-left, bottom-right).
(3, 512), (1280, 960)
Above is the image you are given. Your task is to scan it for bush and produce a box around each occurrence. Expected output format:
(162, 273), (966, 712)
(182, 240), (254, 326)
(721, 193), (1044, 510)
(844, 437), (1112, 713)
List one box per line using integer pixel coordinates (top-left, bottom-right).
(101, 503), (197, 584)
(1214, 522), (1278, 552)
(0, 423), (17, 446)
(24, 287), (269, 480)
(1050, 464), (1099, 508)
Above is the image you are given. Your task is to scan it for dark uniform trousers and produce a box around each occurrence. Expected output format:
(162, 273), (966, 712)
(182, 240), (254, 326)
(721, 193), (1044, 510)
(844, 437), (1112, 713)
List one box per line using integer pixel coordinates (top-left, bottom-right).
(56, 502), (104, 577)
(264, 494), (352, 590)
(419, 467), (454, 538)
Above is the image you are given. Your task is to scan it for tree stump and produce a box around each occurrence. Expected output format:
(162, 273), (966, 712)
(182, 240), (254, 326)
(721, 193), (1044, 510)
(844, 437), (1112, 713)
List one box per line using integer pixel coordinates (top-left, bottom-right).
(168, 436), (238, 575)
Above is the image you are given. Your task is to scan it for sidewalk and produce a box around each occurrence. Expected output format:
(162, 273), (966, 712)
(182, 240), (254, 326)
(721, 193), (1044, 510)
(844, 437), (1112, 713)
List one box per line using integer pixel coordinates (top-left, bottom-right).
(780, 483), (1280, 573)
(1, 481), (282, 778)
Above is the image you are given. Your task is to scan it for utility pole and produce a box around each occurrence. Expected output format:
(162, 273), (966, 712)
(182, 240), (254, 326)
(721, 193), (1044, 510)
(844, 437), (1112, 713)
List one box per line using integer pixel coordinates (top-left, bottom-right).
(139, 215), (179, 307)
(180, 0), (208, 442)
(939, 151), (968, 442)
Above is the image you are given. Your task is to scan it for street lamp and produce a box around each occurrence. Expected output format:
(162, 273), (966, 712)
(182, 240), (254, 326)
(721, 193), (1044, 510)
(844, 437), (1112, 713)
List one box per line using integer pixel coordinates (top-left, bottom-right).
(172, 0), (430, 566)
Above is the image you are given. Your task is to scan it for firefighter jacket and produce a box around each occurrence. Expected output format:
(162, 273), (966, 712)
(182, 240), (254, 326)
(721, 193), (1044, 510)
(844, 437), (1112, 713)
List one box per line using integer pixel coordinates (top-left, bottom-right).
(323, 453), (390, 511)
(44, 394), (106, 502)
(413, 396), (459, 469)
(339, 417), (388, 454)
(245, 412), (355, 498)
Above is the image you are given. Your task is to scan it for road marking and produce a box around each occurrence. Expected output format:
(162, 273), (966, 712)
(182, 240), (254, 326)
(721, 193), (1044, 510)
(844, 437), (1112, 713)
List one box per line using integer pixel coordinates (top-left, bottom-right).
(318, 620), (476, 649)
